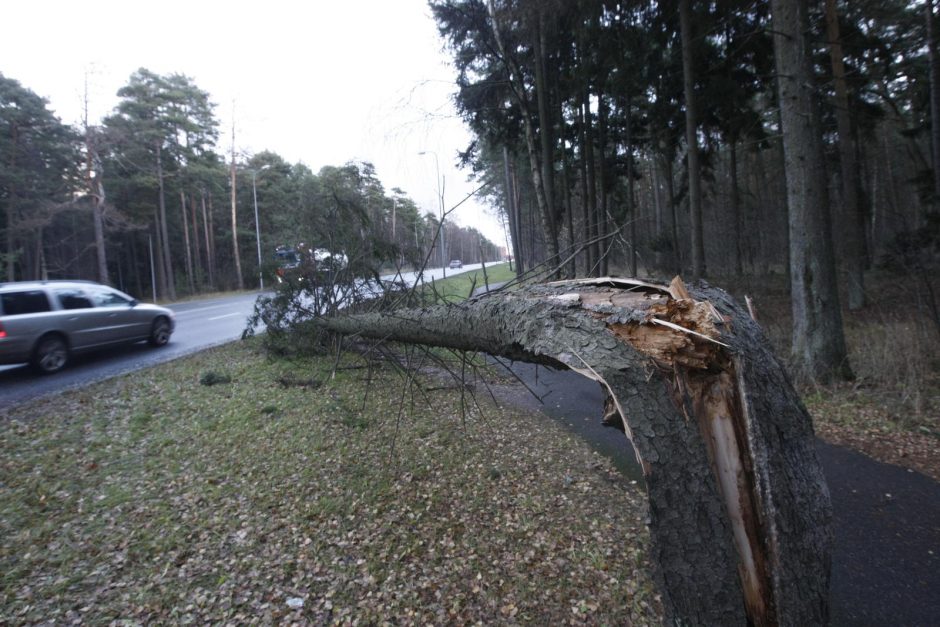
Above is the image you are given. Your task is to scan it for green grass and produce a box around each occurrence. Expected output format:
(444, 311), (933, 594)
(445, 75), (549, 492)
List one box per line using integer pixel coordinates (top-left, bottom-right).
(422, 262), (517, 302)
(0, 338), (659, 624)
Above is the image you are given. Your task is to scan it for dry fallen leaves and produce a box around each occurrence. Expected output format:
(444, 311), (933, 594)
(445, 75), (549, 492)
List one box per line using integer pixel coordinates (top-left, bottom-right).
(0, 339), (661, 624)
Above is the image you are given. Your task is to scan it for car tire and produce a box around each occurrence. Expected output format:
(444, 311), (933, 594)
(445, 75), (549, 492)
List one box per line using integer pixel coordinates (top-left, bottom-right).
(148, 317), (171, 347)
(32, 334), (69, 375)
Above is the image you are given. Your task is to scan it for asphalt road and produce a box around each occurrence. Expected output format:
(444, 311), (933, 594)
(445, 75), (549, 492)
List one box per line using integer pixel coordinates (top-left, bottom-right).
(0, 263), (489, 407)
(499, 362), (940, 625)
(0, 292), (263, 406)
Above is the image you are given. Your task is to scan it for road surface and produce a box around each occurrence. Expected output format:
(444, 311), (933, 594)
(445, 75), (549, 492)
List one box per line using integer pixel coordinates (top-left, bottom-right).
(0, 263), (489, 407)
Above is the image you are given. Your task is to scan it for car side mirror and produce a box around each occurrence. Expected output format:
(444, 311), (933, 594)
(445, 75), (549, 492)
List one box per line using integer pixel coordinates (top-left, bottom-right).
(129, 299), (138, 307)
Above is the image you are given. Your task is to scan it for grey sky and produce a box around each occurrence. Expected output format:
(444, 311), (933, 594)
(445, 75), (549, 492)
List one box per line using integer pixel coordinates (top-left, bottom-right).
(1, 0), (506, 244)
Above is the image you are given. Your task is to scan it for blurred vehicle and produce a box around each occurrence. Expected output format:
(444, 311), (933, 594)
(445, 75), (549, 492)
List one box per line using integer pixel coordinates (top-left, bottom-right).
(0, 280), (175, 374)
(275, 243), (348, 284)
(449, 259), (463, 269)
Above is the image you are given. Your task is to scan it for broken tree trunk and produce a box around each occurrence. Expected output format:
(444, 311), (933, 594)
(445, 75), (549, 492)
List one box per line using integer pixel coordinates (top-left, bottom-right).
(316, 277), (832, 625)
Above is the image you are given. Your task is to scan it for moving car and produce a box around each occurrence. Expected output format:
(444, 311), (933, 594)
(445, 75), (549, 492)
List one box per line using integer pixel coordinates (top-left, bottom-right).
(274, 244), (349, 284)
(448, 259), (463, 269)
(0, 280), (175, 374)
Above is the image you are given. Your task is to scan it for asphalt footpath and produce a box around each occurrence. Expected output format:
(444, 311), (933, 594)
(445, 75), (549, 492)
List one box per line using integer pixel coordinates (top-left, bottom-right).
(493, 361), (940, 626)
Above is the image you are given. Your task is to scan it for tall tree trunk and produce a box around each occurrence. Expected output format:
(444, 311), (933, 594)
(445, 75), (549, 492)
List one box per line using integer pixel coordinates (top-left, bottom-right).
(649, 158), (664, 271)
(729, 138), (744, 276)
(598, 94), (610, 277)
(663, 149), (682, 274)
(204, 190), (216, 289)
(487, 0), (558, 271)
(624, 96), (638, 277)
(85, 134), (108, 285)
(584, 89), (599, 276)
(230, 143), (244, 291)
(772, 0), (852, 383)
(502, 147), (524, 278)
(191, 191), (203, 289)
(534, 9), (560, 272)
(825, 0), (866, 310)
(680, 0), (706, 279)
(180, 190), (195, 294)
(316, 277), (832, 625)
(6, 122), (18, 282)
(152, 213), (167, 301)
(927, 0), (940, 200)
(155, 143), (175, 300)
(578, 96), (593, 274)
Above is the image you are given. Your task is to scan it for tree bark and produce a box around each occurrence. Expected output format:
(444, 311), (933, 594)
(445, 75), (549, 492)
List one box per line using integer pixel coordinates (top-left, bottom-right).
(180, 190), (195, 294)
(230, 146), (244, 291)
(315, 276), (832, 625)
(825, 0), (866, 310)
(486, 0), (559, 272)
(680, 0), (706, 279)
(772, 0), (852, 383)
(155, 143), (176, 301)
(730, 138), (744, 276)
(927, 0), (940, 200)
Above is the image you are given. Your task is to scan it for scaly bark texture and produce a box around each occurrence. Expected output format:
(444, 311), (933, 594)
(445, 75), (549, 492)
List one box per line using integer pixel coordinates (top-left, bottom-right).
(316, 277), (832, 625)
(772, 0), (851, 383)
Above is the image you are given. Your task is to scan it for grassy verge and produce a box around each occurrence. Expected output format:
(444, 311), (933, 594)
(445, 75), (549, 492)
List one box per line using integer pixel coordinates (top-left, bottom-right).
(0, 338), (660, 624)
(422, 263), (517, 302)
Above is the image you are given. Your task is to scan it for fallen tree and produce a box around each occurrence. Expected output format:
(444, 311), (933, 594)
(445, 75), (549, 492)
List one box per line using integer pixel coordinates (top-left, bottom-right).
(312, 276), (832, 625)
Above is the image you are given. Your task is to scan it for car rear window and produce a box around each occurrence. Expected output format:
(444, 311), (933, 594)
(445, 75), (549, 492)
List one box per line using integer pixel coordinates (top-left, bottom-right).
(1, 290), (52, 315)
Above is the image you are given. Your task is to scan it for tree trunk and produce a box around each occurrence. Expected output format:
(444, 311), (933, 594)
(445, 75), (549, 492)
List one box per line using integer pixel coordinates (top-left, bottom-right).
(155, 143), (176, 301)
(578, 96), (593, 275)
(487, 0), (559, 272)
(927, 0), (940, 200)
(6, 122), (18, 282)
(534, 9), (560, 271)
(598, 94), (610, 277)
(315, 276), (832, 625)
(625, 97), (637, 277)
(663, 149), (682, 274)
(502, 146), (524, 278)
(85, 132), (109, 285)
(180, 190), (195, 294)
(584, 89), (599, 276)
(772, 0), (851, 383)
(203, 189), (216, 290)
(191, 191), (203, 289)
(649, 158), (664, 271)
(680, 0), (706, 279)
(230, 150), (244, 291)
(730, 138), (744, 276)
(825, 0), (866, 310)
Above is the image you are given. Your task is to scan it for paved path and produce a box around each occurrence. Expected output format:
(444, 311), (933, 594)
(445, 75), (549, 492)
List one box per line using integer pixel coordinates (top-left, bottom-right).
(496, 362), (940, 625)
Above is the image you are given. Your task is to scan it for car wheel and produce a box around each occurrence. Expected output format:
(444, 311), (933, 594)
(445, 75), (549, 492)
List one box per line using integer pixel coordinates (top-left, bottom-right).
(148, 317), (171, 347)
(32, 334), (69, 374)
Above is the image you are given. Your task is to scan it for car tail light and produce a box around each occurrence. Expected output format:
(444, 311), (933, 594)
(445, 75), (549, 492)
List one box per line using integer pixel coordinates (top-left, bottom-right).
(0, 322), (6, 339)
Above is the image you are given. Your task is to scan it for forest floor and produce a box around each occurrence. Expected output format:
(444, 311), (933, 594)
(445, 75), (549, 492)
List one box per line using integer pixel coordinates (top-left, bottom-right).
(0, 339), (662, 624)
(723, 271), (940, 482)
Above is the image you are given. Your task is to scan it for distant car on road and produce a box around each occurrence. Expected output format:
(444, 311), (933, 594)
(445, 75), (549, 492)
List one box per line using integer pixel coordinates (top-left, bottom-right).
(0, 280), (175, 374)
(449, 259), (463, 269)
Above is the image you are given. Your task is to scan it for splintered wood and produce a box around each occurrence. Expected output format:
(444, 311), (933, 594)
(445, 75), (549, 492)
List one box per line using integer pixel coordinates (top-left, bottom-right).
(601, 288), (727, 371)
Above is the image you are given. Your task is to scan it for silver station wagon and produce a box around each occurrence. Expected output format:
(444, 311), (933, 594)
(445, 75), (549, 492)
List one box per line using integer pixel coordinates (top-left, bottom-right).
(0, 280), (175, 374)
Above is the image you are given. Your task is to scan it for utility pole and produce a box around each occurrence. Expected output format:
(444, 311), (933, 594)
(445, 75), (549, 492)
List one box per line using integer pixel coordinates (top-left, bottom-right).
(418, 150), (446, 276)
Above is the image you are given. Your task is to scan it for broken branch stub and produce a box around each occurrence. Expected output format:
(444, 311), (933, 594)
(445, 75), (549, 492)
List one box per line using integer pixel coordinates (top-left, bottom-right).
(315, 276), (832, 625)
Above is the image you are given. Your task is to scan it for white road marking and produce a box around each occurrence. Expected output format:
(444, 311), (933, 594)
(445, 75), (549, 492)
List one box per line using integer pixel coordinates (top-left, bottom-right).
(208, 312), (242, 321)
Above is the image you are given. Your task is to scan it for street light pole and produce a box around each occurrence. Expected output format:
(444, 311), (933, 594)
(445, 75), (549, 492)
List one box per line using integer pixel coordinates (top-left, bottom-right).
(251, 164), (270, 290)
(418, 150), (446, 275)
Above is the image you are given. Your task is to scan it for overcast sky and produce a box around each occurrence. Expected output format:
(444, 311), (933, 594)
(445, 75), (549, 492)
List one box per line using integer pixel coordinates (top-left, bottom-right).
(1, 0), (507, 245)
